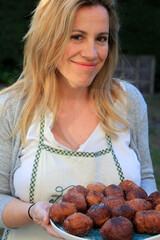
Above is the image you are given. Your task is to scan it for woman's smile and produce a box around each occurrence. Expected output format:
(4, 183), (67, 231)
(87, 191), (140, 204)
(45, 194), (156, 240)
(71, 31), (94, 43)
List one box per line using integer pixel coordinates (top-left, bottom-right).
(57, 5), (109, 88)
(71, 61), (97, 70)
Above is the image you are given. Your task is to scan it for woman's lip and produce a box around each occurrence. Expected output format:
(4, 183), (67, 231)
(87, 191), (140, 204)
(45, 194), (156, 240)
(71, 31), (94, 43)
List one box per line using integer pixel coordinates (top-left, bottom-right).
(72, 61), (97, 69)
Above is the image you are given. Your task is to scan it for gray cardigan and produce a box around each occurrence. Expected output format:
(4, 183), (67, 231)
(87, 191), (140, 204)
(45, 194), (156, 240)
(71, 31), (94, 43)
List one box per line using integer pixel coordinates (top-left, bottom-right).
(0, 82), (157, 229)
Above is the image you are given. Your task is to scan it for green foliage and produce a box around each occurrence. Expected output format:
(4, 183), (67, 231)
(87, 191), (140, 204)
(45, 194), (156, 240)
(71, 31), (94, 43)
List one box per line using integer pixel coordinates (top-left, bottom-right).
(0, 0), (160, 90)
(145, 95), (160, 190)
(0, 0), (37, 84)
(149, 125), (160, 191)
(0, 71), (14, 85)
(0, 228), (4, 239)
(117, 0), (160, 90)
(0, 69), (19, 85)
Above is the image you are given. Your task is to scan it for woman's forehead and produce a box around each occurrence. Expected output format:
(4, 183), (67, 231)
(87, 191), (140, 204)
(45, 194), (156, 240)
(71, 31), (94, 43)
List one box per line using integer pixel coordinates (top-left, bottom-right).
(72, 5), (109, 31)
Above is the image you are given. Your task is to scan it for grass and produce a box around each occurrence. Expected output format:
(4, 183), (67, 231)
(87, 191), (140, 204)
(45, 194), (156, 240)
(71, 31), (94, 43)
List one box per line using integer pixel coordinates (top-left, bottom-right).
(145, 94), (160, 191)
(0, 229), (3, 239)
(0, 94), (160, 239)
(149, 126), (160, 190)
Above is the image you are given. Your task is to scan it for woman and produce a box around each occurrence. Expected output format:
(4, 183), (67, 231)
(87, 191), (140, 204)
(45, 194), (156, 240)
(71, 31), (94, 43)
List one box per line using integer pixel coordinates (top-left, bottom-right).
(0, 0), (157, 239)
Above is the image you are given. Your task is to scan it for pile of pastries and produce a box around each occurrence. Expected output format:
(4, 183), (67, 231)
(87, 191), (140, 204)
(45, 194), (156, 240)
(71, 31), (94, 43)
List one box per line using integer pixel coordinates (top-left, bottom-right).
(49, 180), (160, 240)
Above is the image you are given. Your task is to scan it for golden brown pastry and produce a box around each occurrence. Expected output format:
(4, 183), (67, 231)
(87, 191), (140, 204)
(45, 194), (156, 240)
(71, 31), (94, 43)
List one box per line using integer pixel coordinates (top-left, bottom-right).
(100, 216), (134, 240)
(155, 204), (160, 213)
(134, 210), (160, 234)
(101, 196), (125, 209)
(87, 203), (111, 227)
(67, 185), (88, 197)
(126, 198), (152, 213)
(62, 190), (87, 213)
(147, 191), (160, 208)
(86, 182), (106, 194)
(86, 190), (104, 207)
(63, 212), (93, 237)
(111, 204), (134, 220)
(104, 184), (125, 199)
(118, 180), (139, 194)
(125, 187), (148, 201)
(49, 202), (77, 224)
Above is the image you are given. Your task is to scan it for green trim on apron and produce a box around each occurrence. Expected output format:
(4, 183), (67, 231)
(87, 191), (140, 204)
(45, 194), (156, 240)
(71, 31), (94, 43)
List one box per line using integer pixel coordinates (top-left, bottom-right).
(29, 115), (124, 203)
(29, 115), (45, 203)
(3, 229), (9, 240)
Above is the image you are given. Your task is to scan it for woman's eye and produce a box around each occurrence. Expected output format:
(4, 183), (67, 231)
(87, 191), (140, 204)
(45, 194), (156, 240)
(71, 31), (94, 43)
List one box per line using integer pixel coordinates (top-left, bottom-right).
(71, 35), (82, 40)
(97, 36), (108, 42)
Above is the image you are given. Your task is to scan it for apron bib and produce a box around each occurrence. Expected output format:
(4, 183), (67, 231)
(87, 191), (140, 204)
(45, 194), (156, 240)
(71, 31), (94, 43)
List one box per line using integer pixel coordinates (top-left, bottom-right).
(4, 115), (124, 240)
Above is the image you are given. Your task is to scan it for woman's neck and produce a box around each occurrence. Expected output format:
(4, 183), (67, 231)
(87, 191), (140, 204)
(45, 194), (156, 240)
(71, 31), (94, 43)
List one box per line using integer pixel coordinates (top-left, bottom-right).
(58, 75), (90, 102)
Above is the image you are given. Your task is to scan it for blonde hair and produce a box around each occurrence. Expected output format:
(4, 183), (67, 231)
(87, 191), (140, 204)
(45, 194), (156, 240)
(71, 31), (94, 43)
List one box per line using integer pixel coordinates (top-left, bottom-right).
(0, 0), (128, 142)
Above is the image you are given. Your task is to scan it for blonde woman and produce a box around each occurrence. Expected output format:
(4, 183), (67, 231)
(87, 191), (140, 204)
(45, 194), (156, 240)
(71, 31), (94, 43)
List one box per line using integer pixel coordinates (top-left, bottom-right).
(0, 0), (157, 239)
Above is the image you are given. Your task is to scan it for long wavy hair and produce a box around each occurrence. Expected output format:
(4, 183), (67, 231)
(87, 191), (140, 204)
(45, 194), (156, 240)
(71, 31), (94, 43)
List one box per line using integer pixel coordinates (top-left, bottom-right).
(0, 0), (129, 142)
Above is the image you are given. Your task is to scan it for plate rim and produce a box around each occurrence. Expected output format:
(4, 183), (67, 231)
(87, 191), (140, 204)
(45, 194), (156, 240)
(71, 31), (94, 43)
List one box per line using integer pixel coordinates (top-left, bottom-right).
(50, 219), (90, 240)
(50, 219), (160, 240)
(144, 235), (160, 240)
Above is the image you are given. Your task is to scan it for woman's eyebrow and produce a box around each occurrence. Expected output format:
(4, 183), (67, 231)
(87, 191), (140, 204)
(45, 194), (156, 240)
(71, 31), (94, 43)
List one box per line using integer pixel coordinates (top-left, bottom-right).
(72, 30), (109, 35)
(98, 32), (109, 35)
(72, 30), (87, 34)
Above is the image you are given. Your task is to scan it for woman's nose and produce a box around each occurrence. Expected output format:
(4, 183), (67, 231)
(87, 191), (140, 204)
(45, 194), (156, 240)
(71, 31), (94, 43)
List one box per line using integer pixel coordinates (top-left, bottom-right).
(81, 41), (98, 60)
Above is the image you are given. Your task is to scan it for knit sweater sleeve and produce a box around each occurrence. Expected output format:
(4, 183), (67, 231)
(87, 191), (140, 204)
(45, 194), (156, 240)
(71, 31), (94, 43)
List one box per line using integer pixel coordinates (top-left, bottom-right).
(0, 92), (24, 229)
(0, 94), (18, 228)
(125, 82), (157, 195)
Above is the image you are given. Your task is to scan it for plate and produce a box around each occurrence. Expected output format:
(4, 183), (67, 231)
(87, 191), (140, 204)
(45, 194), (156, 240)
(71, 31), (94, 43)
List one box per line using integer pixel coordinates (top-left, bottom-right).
(50, 219), (160, 240)
(50, 219), (89, 240)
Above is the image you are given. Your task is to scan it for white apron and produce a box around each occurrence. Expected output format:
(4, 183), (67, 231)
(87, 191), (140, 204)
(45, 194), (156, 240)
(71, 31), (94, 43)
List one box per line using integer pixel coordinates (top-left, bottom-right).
(3, 115), (124, 240)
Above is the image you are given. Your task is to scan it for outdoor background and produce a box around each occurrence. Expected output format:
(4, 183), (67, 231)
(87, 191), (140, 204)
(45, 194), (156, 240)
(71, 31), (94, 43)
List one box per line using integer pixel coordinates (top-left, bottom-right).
(0, 0), (160, 238)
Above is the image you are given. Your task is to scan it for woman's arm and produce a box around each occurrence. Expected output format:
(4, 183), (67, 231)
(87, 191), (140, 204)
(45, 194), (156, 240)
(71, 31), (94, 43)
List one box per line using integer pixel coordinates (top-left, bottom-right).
(2, 199), (33, 228)
(0, 96), (62, 238)
(126, 82), (157, 194)
(0, 95), (17, 228)
(135, 106), (157, 194)
(2, 199), (62, 238)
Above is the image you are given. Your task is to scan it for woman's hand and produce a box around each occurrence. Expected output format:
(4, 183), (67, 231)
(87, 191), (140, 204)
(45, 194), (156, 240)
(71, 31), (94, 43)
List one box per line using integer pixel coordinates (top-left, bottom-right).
(3, 199), (63, 238)
(30, 201), (63, 239)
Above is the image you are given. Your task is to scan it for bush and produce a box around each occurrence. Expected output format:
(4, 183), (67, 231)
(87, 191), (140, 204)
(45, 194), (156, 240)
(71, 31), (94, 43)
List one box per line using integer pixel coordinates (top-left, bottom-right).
(0, 0), (160, 91)
(117, 0), (160, 91)
(0, 69), (20, 85)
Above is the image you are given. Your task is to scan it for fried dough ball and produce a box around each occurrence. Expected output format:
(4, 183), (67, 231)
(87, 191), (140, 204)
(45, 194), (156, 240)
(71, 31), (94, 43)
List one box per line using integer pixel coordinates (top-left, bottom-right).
(101, 196), (125, 209)
(100, 216), (134, 240)
(125, 187), (148, 201)
(147, 191), (160, 208)
(111, 204), (134, 220)
(86, 182), (106, 194)
(118, 180), (139, 194)
(67, 185), (88, 197)
(126, 198), (152, 213)
(63, 212), (93, 237)
(155, 204), (160, 213)
(134, 210), (160, 234)
(62, 191), (87, 213)
(49, 202), (77, 224)
(86, 190), (104, 207)
(104, 184), (125, 199)
(87, 203), (111, 228)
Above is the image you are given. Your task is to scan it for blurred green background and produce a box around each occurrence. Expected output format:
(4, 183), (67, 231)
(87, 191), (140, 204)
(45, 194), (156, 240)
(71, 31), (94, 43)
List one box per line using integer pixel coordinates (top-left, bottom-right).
(0, 0), (160, 89)
(0, 0), (160, 238)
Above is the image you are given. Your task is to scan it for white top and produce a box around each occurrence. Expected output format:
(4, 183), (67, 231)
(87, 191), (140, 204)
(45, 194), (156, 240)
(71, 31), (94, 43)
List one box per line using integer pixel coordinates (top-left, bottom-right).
(14, 109), (141, 201)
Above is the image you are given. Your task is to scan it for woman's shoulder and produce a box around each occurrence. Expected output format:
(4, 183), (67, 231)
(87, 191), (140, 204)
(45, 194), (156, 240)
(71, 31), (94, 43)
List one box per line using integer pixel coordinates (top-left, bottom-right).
(122, 81), (146, 107)
(122, 81), (147, 122)
(0, 89), (25, 108)
(0, 91), (10, 106)
(0, 90), (26, 127)
(124, 81), (145, 100)
(114, 79), (145, 103)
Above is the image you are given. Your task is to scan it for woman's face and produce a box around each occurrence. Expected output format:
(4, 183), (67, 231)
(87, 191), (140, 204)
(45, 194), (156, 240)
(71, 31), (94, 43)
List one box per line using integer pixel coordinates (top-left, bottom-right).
(57, 5), (109, 89)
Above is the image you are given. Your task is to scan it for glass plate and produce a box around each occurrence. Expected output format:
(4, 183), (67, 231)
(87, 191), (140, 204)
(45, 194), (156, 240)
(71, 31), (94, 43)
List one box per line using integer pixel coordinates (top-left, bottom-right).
(50, 219), (160, 240)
